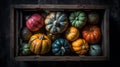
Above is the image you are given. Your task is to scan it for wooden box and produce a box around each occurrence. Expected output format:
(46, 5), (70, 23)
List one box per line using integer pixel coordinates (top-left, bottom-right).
(10, 4), (109, 61)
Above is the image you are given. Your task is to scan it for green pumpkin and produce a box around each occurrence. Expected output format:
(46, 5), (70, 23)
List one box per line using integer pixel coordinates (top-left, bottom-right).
(45, 12), (68, 34)
(20, 43), (31, 55)
(69, 11), (87, 28)
(88, 12), (99, 24)
(20, 27), (32, 41)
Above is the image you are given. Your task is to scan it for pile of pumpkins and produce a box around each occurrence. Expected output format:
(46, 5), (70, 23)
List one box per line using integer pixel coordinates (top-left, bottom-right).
(20, 11), (102, 56)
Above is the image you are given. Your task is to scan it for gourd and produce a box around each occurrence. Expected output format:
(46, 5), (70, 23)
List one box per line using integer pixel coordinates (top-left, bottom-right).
(52, 38), (70, 56)
(69, 11), (87, 28)
(82, 25), (101, 44)
(71, 38), (89, 55)
(26, 13), (44, 32)
(45, 12), (68, 34)
(29, 33), (51, 55)
(65, 26), (79, 41)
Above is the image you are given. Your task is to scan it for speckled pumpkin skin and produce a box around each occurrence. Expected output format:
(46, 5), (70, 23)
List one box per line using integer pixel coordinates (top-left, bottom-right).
(45, 12), (68, 34)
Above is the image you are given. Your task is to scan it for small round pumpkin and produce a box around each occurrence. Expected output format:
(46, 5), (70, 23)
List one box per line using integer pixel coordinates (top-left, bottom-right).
(82, 25), (101, 44)
(20, 43), (31, 56)
(20, 27), (32, 41)
(29, 33), (51, 55)
(89, 44), (101, 56)
(52, 38), (70, 56)
(88, 12), (99, 24)
(65, 26), (79, 41)
(72, 38), (89, 55)
(69, 11), (87, 28)
(45, 12), (68, 34)
(26, 13), (44, 32)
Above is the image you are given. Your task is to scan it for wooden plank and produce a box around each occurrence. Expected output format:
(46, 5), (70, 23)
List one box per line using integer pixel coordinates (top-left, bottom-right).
(103, 9), (109, 60)
(10, 5), (15, 60)
(15, 56), (108, 61)
(12, 4), (109, 9)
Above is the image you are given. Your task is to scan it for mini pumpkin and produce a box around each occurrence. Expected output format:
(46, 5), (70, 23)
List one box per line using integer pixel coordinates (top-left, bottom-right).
(26, 13), (44, 32)
(69, 11), (87, 28)
(88, 12), (99, 24)
(72, 38), (89, 55)
(52, 38), (70, 56)
(89, 44), (101, 56)
(82, 25), (101, 44)
(20, 27), (32, 41)
(20, 43), (31, 56)
(45, 12), (68, 34)
(65, 26), (79, 41)
(29, 33), (51, 55)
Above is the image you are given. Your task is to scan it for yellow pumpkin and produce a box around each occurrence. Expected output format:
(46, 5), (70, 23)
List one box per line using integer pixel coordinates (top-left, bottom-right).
(29, 33), (51, 55)
(65, 27), (79, 41)
(71, 38), (89, 55)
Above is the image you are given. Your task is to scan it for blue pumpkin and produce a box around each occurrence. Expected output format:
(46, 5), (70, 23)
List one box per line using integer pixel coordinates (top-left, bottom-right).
(89, 44), (101, 56)
(52, 38), (70, 56)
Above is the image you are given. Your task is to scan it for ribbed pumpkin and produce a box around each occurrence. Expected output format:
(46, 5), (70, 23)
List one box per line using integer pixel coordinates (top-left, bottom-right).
(20, 27), (32, 41)
(65, 26), (79, 41)
(20, 43), (31, 55)
(26, 13), (44, 32)
(88, 12), (99, 24)
(29, 33), (51, 55)
(45, 12), (68, 34)
(72, 38), (89, 55)
(52, 39), (70, 56)
(82, 25), (101, 44)
(69, 11), (87, 28)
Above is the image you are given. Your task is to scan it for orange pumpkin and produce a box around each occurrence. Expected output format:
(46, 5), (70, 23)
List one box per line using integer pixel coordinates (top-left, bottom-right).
(72, 38), (89, 55)
(29, 33), (51, 55)
(82, 25), (101, 44)
(65, 27), (79, 41)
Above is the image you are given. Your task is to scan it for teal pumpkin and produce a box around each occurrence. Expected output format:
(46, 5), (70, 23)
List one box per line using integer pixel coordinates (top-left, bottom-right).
(20, 43), (31, 55)
(45, 12), (68, 34)
(69, 11), (87, 28)
(89, 44), (101, 56)
(52, 38), (70, 56)
(88, 12), (99, 24)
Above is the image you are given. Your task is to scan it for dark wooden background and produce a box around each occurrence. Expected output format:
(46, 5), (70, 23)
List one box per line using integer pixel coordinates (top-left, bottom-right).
(0, 0), (120, 67)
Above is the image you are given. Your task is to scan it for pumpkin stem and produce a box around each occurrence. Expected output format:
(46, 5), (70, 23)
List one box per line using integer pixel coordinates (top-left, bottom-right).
(53, 20), (59, 26)
(92, 47), (95, 50)
(39, 35), (44, 40)
(61, 47), (65, 52)
(90, 28), (94, 32)
(82, 45), (86, 49)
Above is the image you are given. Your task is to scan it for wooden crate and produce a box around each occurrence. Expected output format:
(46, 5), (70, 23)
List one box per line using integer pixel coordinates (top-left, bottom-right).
(10, 4), (109, 61)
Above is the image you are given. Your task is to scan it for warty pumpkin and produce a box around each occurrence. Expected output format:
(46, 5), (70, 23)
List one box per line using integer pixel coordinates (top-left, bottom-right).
(29, 33), (51, 55)
(72, 38), (89, 55)
(45, 12), (68, 34)
(65, 26), (79, 41)
(69, 11), (87, 28)
(26, 13), (44, 32)
(82, 25), (101, 44)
